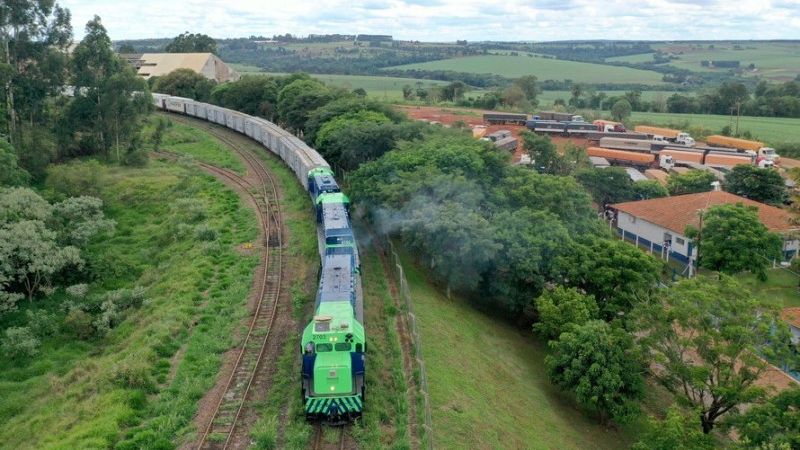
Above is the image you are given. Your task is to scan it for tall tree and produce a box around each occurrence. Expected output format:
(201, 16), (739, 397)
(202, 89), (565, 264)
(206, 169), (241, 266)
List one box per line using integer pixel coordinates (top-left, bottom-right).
(666, 170), (717, 195)
(0, 0), (72, 144)
(165, 32), (216, 54)
(686, 203), (782, 279)
(633, 276), (795, 434)
(575, 167), (634, 207)
(632, 406), (714, 450)
(723, 165), (787, 205)
(733, 388), (800, 449)
(533, 286), (598, 340)
(522, 131), (566, 174)
(546, 320), (645, 424)
(276, 78), (333, 132)
(611, 99), (631, 121)
(152, 68), (215, 101)
(63, 16), (150, 161)
(513, 75), (538, 105)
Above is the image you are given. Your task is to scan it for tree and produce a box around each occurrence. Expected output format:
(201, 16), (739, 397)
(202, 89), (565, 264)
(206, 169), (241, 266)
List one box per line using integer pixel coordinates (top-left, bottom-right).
(632, 406), (714, 450)
(63, 16), (150, 161)
(502, 85), (526, 108)
(401, 84), (413, 100)
(152, 68), (215, 101)
(533, 287), (598, 340)
(723, 165), (787, 205)
(117, 43), (135, 53)
(733, 388), (800, 449)
(0, 0), (72, 145)
(556, 237), (662, 318)
(165, 32), (216, 54)
(211, 75), (279, 119)
(633, 276), (795, 434)
(513, 75), (538, 105)
(0, 138), (29, 186)
(276, 79), (333, 132)
(611, 99), (632, 121)
(546, 320), (645, 424)
(632, 180), (668, 200)
(522, 131), (565, 174)
(686, 203), (782, 279)
(666, 170), (716, 195)
(575, 167), (634, 207)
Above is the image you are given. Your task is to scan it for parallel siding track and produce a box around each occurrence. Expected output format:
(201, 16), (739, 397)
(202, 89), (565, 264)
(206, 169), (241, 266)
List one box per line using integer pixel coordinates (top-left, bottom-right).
(159, 113), (289, 450)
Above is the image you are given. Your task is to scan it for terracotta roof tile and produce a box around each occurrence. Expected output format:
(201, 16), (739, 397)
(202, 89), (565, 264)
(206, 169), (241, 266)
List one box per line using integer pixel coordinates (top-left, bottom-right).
(611, 191), (798, 235)
(782, 307), (800, 329)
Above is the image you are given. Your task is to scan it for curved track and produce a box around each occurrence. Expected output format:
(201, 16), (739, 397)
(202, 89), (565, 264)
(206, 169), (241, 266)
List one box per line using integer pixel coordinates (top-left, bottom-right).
(160, 115), (288, 450)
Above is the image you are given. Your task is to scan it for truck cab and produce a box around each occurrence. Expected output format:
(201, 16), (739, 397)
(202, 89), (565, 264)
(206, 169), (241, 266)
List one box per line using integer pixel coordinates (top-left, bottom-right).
(759, 147), (780, 163)
(652, 135), (669, 144)
(571, 115), (585, 122)
(675, 133), (695, 147)
(658, 154), (675, 171)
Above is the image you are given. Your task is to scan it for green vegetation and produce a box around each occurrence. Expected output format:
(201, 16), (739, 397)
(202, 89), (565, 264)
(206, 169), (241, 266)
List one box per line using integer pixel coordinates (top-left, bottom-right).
(0, 158), (259, 448)
(737, 269), (800, 308)
(157, 116), (245, 173)
(396, 248), (639, 449)
(652, 42), (800, 81)
(538, 90), (679, 106)
(629, 111), (800, 144)
(388, 54), (665, 84)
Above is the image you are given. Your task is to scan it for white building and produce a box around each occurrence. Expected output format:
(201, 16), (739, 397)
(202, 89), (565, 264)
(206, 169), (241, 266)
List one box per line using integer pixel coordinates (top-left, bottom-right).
(610, 191), (800, 266)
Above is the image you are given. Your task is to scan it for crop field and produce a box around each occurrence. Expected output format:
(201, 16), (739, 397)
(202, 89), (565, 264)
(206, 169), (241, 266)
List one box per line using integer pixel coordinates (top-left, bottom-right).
(387, 54), (665, 84)
(627, 111), (800, 144)
(538, 90), (680, 105)
(395, 248), (641, 449)
(231, 66), (454, 100)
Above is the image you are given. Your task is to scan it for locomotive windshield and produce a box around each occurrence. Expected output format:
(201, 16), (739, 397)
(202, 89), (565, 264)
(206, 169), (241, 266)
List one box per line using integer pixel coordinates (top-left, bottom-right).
(316, 343), (333, 352)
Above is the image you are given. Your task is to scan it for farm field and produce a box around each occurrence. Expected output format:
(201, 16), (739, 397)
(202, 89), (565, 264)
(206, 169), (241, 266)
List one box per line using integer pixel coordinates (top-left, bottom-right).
(538, 90), (680, 105)
(627, 111), (800, 144)
(387, 54), (666, 84)
(230, 65), (453, 100)
(395, 249), (641, 449)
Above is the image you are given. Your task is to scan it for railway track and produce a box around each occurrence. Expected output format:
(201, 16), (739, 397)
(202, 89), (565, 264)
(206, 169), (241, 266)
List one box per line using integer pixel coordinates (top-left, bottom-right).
(312, 425), (357, 450)
(158, 115), (287, 450)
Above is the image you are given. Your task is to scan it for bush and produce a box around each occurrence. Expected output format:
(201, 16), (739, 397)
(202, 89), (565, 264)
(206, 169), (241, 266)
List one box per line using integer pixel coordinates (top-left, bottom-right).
(173, 197), (207, 223)
(194, 223), (217, 241)
(2, 326), (41, 359)
(26, 310), (59, 338)
(64, 309), (94, 339)
(533, 287), (598, 341)
(110, 359), (155, 391)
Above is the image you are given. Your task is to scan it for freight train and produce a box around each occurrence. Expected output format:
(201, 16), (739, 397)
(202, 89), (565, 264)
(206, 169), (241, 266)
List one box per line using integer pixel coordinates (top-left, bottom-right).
(152, 94), (366, 424)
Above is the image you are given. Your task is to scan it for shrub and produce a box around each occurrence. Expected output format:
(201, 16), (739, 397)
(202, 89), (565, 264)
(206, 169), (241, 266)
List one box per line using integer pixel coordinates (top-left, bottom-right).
(26, 310), (59, 337)
(64, 309), (94, 339)
(2, 326), (41, 359)
(194, 223), (217, 241)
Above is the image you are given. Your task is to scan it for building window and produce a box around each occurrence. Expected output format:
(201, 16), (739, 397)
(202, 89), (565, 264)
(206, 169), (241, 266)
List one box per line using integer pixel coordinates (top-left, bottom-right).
(675, 237), (685, 246)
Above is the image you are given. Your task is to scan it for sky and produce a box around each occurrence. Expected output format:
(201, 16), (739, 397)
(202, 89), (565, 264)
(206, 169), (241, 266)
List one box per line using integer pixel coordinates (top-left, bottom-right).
(61, 0), (800, 42)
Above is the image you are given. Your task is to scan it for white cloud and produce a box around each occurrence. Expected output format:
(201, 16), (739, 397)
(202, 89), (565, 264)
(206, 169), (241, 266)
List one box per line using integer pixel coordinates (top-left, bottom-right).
(60, 0), (800, 41)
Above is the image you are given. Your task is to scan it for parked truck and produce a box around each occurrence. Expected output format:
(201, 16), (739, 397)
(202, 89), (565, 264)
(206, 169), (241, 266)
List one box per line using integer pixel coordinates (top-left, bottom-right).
(705, 135), (780, 163)
(660, 146), (773, 169)
(599, 137), (654, 152)
(587, 147), (674, 170)
(539, 111), (584, 122)
(483, 112), (528, 125)
(634, 125), (695, 147)
(593, 119), (626, 132)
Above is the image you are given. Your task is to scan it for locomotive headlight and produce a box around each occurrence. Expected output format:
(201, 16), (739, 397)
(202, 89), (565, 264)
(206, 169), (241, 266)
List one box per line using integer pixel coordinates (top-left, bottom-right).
(330, 386), (336, 391)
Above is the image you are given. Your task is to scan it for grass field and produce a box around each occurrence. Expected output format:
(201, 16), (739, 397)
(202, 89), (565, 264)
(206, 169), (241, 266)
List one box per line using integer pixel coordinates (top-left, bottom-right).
(0, 156), (260, 448)
(387, 54), (666, 84)
(230, 65), (453, 100)
(739, 269), (800, 309)
(626, 111), (800, 144)
(655, 42), (800, 82)
(538, 90), (680, 105)
(395, 248), (641, 449)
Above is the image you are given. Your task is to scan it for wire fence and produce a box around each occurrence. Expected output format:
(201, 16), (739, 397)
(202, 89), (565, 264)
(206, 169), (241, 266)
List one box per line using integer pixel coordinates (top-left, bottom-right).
(384, 237), (434, 450)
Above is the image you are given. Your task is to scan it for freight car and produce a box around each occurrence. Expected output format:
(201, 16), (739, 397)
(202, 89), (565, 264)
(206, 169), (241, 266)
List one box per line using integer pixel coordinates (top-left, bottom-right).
(152, 94), (365, 424)
(483, 112), (528, 125)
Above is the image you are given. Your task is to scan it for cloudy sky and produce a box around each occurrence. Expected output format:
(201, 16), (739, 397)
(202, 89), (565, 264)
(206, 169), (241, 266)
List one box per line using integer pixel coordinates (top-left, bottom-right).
(61, 0), (800, 41)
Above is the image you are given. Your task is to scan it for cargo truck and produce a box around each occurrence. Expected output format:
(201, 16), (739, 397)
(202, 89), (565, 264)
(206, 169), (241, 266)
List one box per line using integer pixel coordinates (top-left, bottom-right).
(587, 147), (674, 170)
(483, 113), (528, 125)
(593, 119), (626, 132)
(634, 125), (695, 147)
(705, 135), (780, 163)
(539, 111), (584, 122)
(599, 137), (654, 152)
(661, 146), (773, 169)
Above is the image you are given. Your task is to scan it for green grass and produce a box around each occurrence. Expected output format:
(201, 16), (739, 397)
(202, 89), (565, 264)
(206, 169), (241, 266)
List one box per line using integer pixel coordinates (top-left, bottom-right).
(394, 248), (641, 450)
(0, 157), (259, 448)
(626, 111), (800, 145)
(538, 90), (680, 105)
(157, 116), (245, 173)
(606, 53), (656, 64)
(738, 268), (800, 308)
(653, 42), (800, 82)
(387, 54), (666, 84)
(236, 69), (453, 100)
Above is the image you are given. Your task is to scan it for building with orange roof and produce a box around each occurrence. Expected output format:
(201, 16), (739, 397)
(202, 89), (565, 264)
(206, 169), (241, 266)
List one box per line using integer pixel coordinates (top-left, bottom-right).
(609, 190), (800, 267)
(782, 307), (800, 344)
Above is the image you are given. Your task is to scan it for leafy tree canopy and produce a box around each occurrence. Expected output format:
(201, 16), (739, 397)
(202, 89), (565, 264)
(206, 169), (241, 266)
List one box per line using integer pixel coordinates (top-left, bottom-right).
(732, 388), (800, 449)
(165, 32), (217, 54)
(633, 275), (795, 434)
(533, 286), (598, 340)
(632, 406), (715, 450)
(723, 164), (788, 205)
(152, 68), (216, 102)
(666, 170), (717, 195)
(686, 203), (782, 279)
(546, 320), (645, 424)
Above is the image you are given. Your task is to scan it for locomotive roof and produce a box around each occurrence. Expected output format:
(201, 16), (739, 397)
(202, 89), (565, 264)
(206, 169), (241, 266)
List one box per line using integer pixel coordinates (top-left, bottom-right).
(313, 172), (340, 190)
(318, 254), (354, 302)
(322, 202), (351, 232)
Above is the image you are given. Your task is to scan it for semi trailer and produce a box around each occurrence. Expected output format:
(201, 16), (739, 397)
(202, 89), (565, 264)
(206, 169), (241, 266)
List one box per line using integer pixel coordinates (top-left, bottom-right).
(705, 135), (780, 163)
(538, 111), (584, 122)
(634, 126), (695, 147)
(483, 112), (528, 125)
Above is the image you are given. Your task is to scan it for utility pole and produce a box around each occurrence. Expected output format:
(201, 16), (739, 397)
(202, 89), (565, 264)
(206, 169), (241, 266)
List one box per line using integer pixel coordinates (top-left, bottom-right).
(735, 101), (741, 136)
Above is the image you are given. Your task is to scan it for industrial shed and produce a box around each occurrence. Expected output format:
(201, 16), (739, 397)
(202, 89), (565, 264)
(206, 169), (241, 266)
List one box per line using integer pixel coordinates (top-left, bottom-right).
(122, 53), (240, 82)
(609, 190), (800, 267)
